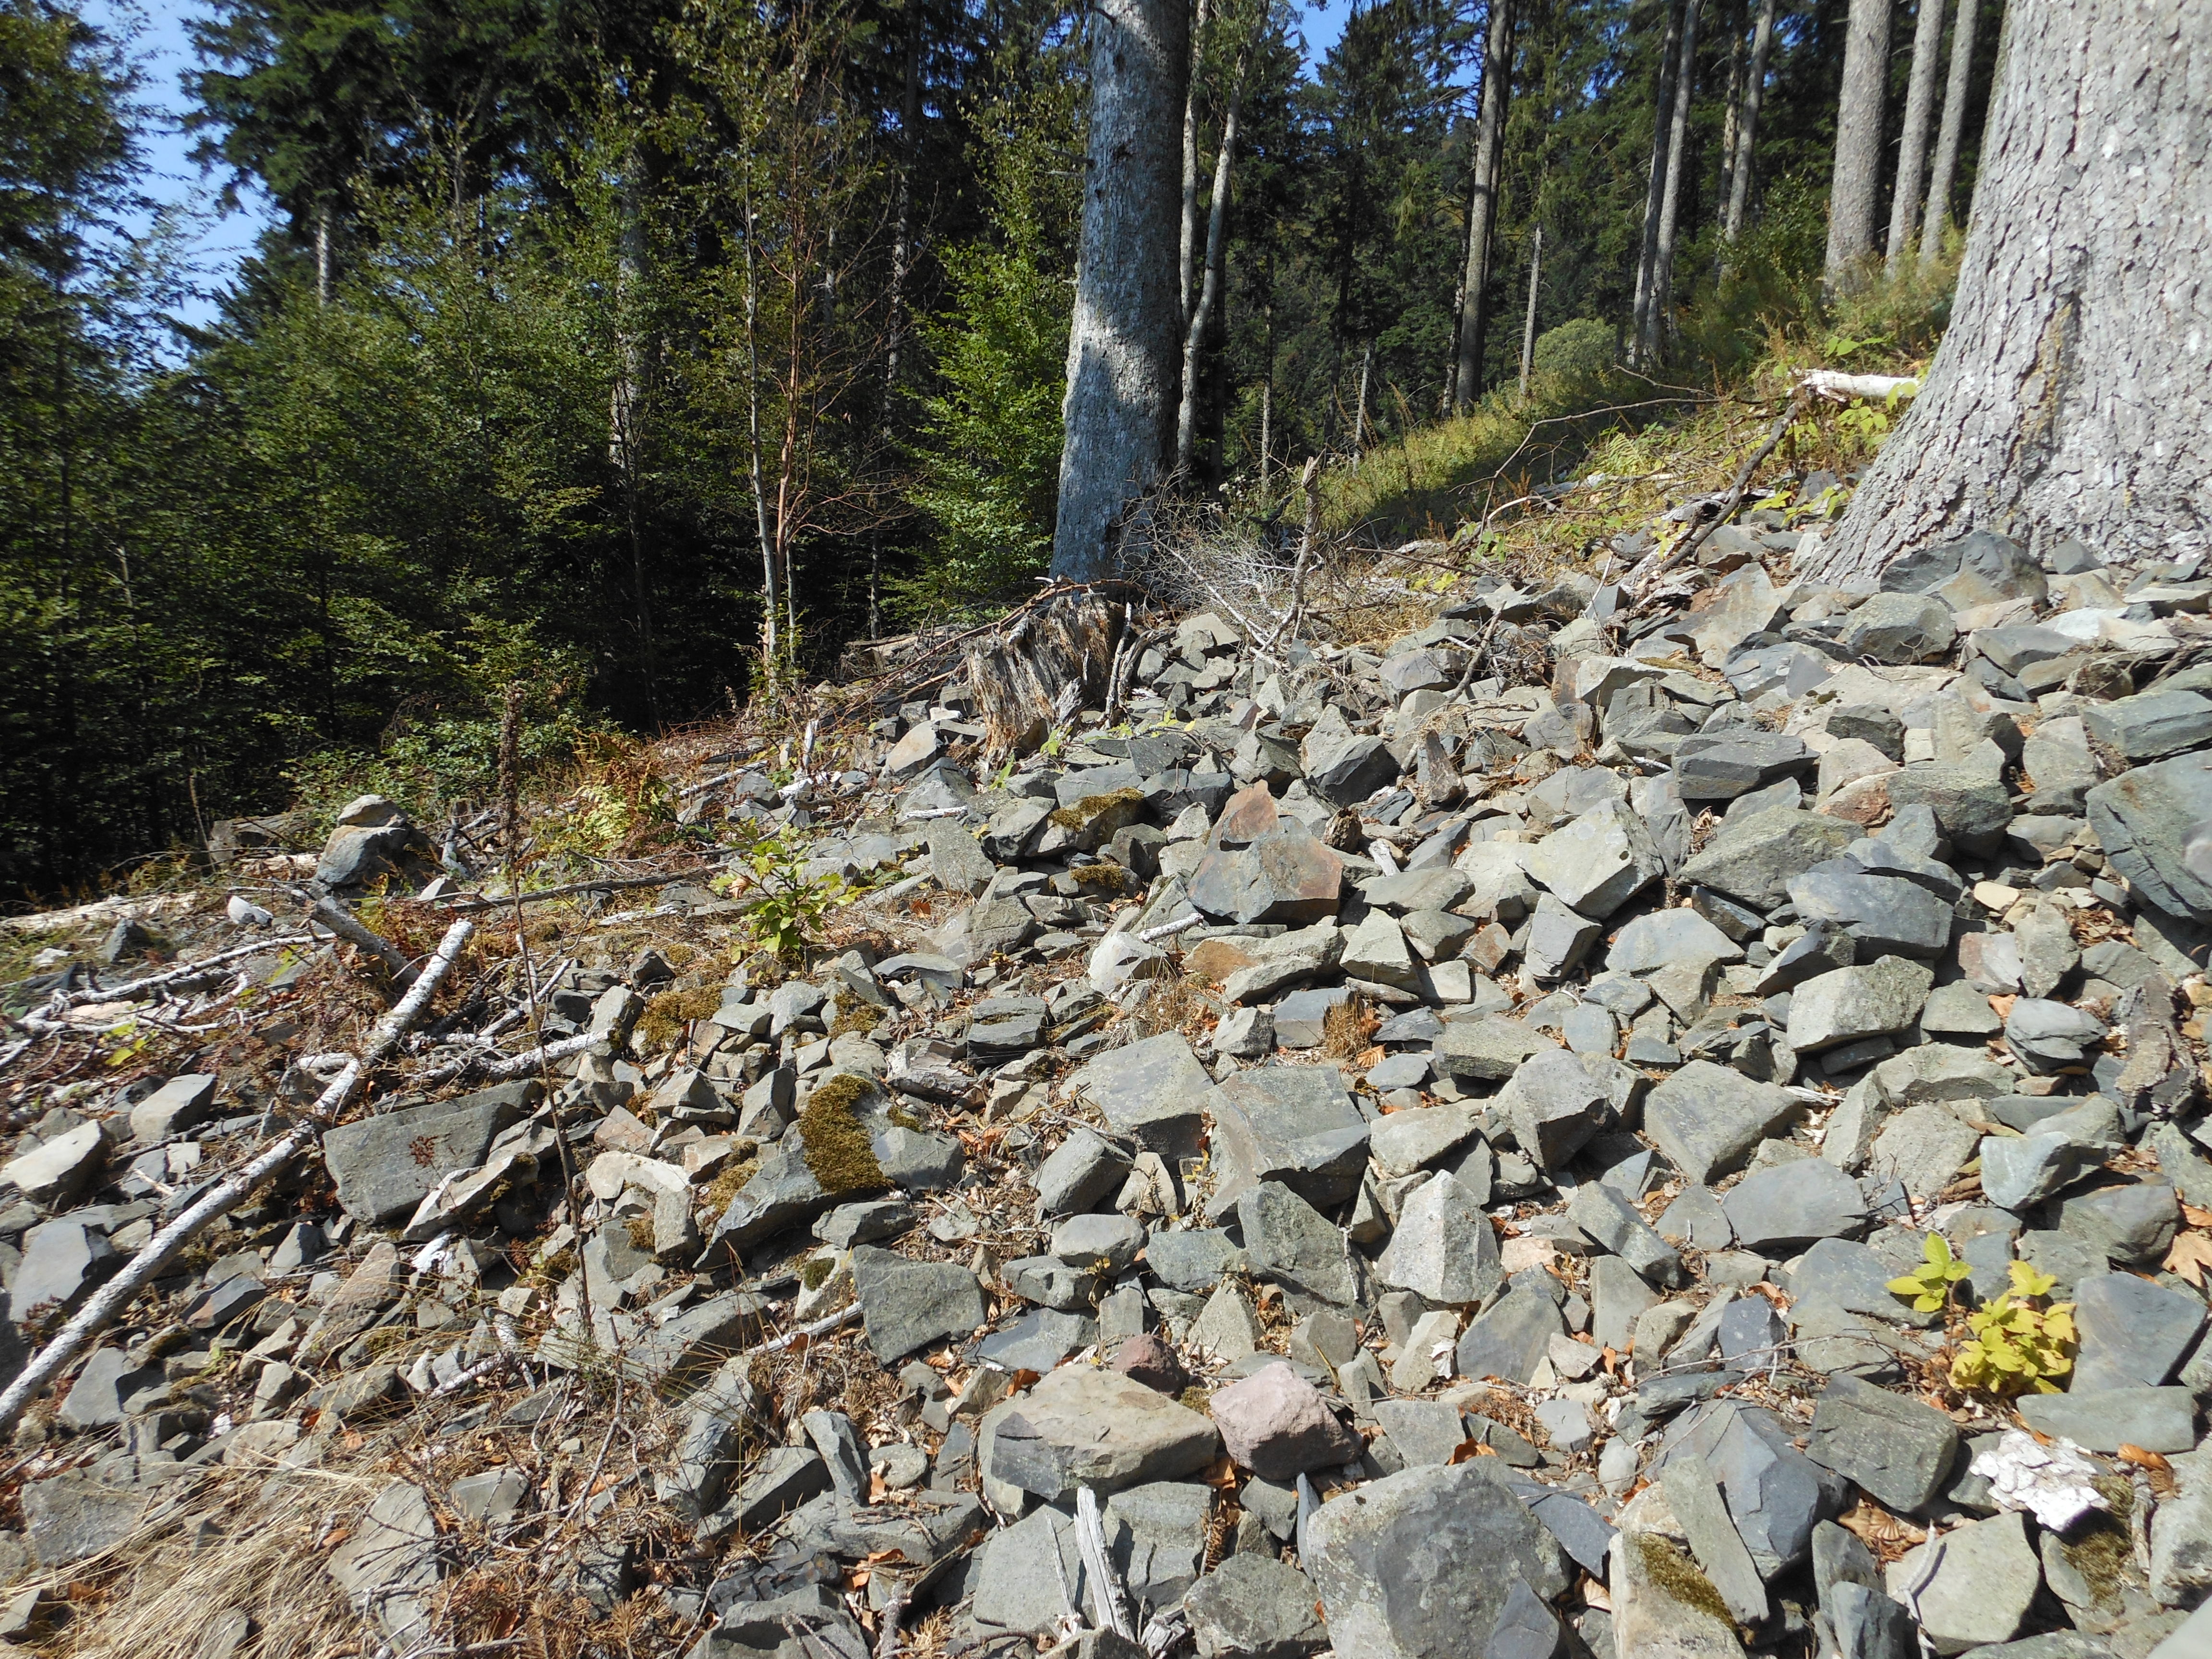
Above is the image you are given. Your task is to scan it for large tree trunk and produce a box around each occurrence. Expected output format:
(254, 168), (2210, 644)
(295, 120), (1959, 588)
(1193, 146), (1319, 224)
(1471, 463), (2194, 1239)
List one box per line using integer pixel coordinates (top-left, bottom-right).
(1917, 0), (1982, 271)
(1630, 0), (1688, 366)
(1721, 0), (1776, 245)
(1886, 0), (1948, 271)
(1452, 0), (1515, 411)
(1643, 0), (1701, 362)
(1822, 0), (1892, 287)
(1806, 0), (2210, 585)
(1052, 0), (1190, 581)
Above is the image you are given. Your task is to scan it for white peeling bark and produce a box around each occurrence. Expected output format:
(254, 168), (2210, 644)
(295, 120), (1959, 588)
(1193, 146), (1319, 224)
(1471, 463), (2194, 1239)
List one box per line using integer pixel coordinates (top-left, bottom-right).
(1807, 0), (2212, 585)
(1053, 0), (1190, 580)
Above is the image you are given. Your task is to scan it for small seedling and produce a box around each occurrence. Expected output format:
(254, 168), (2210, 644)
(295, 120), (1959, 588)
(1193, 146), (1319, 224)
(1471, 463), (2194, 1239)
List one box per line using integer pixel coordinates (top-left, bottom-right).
(1950, 1261), (2076, 1396)
(1886, 1232), (1972, 1312)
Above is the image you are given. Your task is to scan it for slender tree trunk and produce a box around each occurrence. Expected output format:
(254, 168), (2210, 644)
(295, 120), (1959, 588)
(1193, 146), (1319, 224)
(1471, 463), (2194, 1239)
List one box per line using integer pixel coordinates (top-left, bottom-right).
(1257, 294), (1274, 499)
(1716, 0), (1744, 218)
(1345, 340), (1362, 464)
(1886, 0), (1948, 270)
(1644, 0), (1701, 361)
(1918, 0), (1981, 270)
(741, 184), (780, 673)
(314, 203), (332, 306)
(1631, 0), (1687, 367)
(1177, 29), (1252, 472)
(1053, 0), (1190, 579)
(1721, 0), (1777, 246)
(1519, 224), (1543, 398)
(885, 9), (923, 385)
(1452, 0), (1515, 411)
(610, 156), (659, 726)
(1808, 0), (2209, 586)
(1178, 0), (1213, 328)
(1823, 0), (1893, 289)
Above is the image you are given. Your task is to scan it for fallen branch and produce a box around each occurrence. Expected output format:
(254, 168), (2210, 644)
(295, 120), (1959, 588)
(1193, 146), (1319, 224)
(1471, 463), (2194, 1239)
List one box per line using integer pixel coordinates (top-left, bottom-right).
(1795, 369), (1921, 404)
(435, 872), (696, 913)
(53, 933), (316, 1010)
(0, 918), (475, 1436)
(417, 1031), (599, 1088)
(744, 1301), (862, 1358)
(1622, 391), (1807, 603)
(291, 889), (416, 988)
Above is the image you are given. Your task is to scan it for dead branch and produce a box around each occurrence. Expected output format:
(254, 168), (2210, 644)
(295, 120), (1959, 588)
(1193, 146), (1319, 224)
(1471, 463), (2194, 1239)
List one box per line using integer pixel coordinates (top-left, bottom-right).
(291, 889), (417, 987)
(51, 933), (316, 1010)
(1622, 391), (1806, 602)
(436, 871), (697, 913)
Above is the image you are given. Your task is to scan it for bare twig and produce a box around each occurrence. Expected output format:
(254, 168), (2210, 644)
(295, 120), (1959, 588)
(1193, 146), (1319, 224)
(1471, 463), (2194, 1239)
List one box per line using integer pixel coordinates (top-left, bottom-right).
(53, 933), (316, 1010)
(434, 871), (695, 913)
(291, 889), (416, 987)
(1622, 390), (1805, 603)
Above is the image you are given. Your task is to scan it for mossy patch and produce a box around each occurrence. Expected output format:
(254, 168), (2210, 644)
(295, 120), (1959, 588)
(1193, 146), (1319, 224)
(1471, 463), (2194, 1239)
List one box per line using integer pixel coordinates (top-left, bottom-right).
(703, 1152), (762, 1215)
(799, 1255), (837, 1291)
(1178, 1385), (1213, 1414)
(1631, 1533), (1735, 1627)
(625, 1213), (658, 1254)
(1071, 863), (1130, 892)
(1048, 787), (1144, 832)
(637, 985), (722, 1052)
(830, 1000), (883, 1039)
(798, 1075), (888, 1195)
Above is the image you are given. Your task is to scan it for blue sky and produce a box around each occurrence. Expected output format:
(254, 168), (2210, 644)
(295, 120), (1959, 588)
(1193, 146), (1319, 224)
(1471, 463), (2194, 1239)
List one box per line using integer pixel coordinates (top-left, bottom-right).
(104, 0), (1353, 326)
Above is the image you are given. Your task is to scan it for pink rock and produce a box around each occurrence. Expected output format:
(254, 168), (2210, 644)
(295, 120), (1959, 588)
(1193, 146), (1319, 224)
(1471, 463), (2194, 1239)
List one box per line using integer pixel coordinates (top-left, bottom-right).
(1209, 1360), (1359, 1479)
(1108, 1333), (1190, 1395)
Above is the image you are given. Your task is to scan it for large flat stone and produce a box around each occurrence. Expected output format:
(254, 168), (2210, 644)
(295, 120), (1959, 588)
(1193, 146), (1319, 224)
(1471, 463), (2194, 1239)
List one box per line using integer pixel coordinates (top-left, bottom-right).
(1642, 1062), (1797, 1186)
(986, 1366), (1219, 1501)
(1068, 1034), (1214, 1157)
(322, 1082), (537, 1224)
(1207, 1066), (1370, 1209)
(1524, 801), (1665, 919)
(851, 1248), (986, 1362)
(1306, 1461), (1570, 1659)
(1804, 1374), (1959, 1511)
(1677, 809), (1857, 910)
(2088, 750), (2212, 923)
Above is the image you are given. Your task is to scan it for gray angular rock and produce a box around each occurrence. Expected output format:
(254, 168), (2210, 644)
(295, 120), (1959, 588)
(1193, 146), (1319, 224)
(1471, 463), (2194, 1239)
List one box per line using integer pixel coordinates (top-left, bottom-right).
(1721, 1159), (1867, 1250)
(1483, 1577), (1565, 1659)
(1051, 1212), (1147, 1274)
(1568, 1181), (1687, 1287)
(1788, 870), (1955, 958)
(23, 1471), (147, 1568)
(2070, 1272), (2207, 1391)
(850, 1247), (986, 1361)
(926, 821), (996, 895)
(1301, 722), (1400, 807)
(1805, 1374), (1960, 1510)
(1069, 1034), (1214, 1157)
(1374, 1171), (1502, 1305)
(1677, 808), (1858, 910)
(1432, 1018), (1553, 1083)
(1607, 908), (1744, 974)
(2056, 1178), (2180, 1266)
(1210, 1361), (1359, 1479)
(1866, 1102), (1983, 1200)
(1455, 1283), (1565, 1384)
(1147, 1228), (1244, 1292)
(1884, 764), (2015, 856)
(1979, 1132), (2104, 1210)
(1883, 1512), (2040, 1656)
(128, 1073), (217, 1144)
(0, 1120), (105, 1206)
(2084, 690), (2212, 763)
(1524, 800), (1665, 919)
(11, 1217), (115, 1322)
(1036, 1128), (1132, 1216)
(1496, 1048), (1609, 1170)
(1839, 592), (1957, 663)
(1184, 1552), (1330, 1659)
(322, 1082), (536, 1224)
(1664, 1400), (1841, 1576)
(1237, 1182), (1358, 1306)
(2016, 1387), (2198, 1454)
(1786, 958), (1934, 1052)
(986, 1366), (1219, 1500)
(1341, 909), (1420, 990)
(1521, 893), (1604, 979)
(1305, 1461), (1570, 1659)
(2088, 750), (2212, 922)
(328, 1480), (441, 1642)
(1660, 1451), (1768, 1623)
(1643, 1061), (1798, 1185)
(1207, 1065), (1371, 1209)
(1190, 828), (1348, 927)
(1674, 731), (1815, 801)
(2003, 998), (2108, 1071)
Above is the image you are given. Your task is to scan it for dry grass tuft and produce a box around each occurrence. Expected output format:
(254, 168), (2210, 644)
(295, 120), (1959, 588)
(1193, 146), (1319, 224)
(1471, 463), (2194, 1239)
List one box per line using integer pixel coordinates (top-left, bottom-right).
(1321, 995), (1377, 1061)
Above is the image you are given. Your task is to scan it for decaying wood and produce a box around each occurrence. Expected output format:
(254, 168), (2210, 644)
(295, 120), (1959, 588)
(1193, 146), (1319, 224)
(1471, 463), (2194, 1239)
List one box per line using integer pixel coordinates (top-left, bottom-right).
(1797, 370), (1921, 403)
(52, 933), (316, 1010)
(965, 590), (1125, 757)
(292, 888), (417, 987)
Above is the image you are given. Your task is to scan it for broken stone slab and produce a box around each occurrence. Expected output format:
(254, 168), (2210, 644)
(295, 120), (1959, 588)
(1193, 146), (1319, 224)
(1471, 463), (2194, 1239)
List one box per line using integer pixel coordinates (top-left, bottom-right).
(328, 1480), (442, 1644)
(1788, 871), (1955, 958)
(1189, 827), (1347, 928)
(2069, 1272), (2207, 1392)
(2088, 750), (2212, 923)
(1524, 800), (1665, 919)
(22, 1471), (148, 1569)
(1306, 1460), (1571, 1659)
(2016, 1387), (2199, 1455)
(1675, 732), (1815, 802)
(985, 1366), (1218, 1501)
(1642, 1062), (1798, 1186)
(1367, 1103), (1482, 1176)
(1786, 958), (1934, 1053)
(850, 1248), (986, 1362)
(1455, 1282), (1566, 1385)
(1838, 592), (1957, 664)
(1210, 1360), (1359, 1479)
(1567, 1181), (1687, 1287)
(1720, 1159), (1867, 1251)
(1883, 1511), (2040, 1655)
(1206, 1065), (1371, 1210)
(1607, 908), (1744, 974)
(1237, 1182), (1360, 1306)
(1659, 1451), (1768, 1624)
(1677, 808), (1857, 911)
(1494, 1048), (1610, 1170)
(1605, 1484), (1748, 1659)
(1804, 1374), (1960, 1511)
(1068, 1034), (1214, 1157)
(1661, 1399), (1843, 1577)
(1184, 1551), (1330, 1659)
(129, 1074), (217, 1145)
(1, 1120), (106, 1207)
(322, 1082), (537, 1224)
(1035, 1128), (1132, 1217)
(1373, 1170), (1502, 1305)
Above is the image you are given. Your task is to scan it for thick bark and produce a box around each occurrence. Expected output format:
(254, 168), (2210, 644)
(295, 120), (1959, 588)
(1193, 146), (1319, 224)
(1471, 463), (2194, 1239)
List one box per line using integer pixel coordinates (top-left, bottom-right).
(1918, 0), (1981, 270)
(1822, 0), (1892, 286)
(1886, 0), (1949, 270)
(1721, 0), (1776, 245)
(1807, 0), (2211, 585)
(1452, 0), (1515, 411)
(1630, 0), (1688, 365)
(1643, 0), (1701, 362)
(1053, 0), (1190, 580)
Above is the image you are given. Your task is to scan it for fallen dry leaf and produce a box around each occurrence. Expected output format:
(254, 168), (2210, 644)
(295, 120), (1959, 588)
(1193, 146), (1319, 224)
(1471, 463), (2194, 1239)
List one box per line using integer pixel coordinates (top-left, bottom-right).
(1837, 1497), (1928, 1561)
(2164, 1230), (2212, 1287)
(2181, 1203), (2212, 1229)
(1448, 1437), (1497, 1464)
(1990, 994), (2019, 1020)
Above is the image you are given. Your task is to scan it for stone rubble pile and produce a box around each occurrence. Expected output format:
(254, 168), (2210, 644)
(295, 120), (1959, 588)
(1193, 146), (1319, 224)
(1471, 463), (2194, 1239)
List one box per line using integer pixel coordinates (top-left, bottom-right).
(8, 510), (2212, 1658)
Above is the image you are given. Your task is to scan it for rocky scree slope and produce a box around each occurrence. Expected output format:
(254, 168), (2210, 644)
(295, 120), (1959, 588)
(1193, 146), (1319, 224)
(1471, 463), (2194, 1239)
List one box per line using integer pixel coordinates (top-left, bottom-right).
(5, 513), (2212, 1659)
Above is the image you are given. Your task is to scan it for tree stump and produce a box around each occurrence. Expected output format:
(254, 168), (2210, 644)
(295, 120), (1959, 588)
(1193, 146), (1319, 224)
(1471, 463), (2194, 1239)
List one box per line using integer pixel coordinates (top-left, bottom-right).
(964, 591), (1126, 757)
